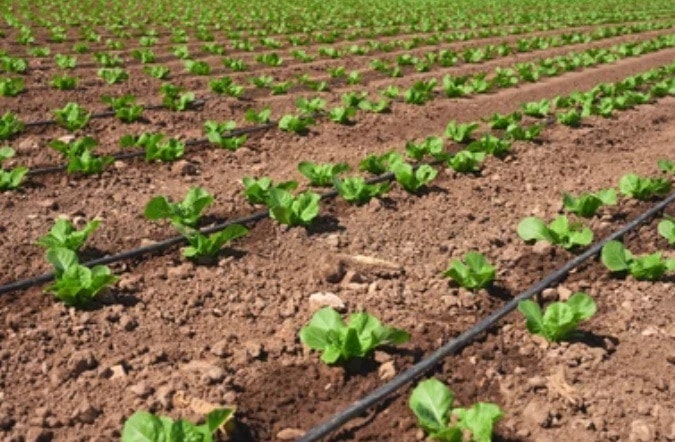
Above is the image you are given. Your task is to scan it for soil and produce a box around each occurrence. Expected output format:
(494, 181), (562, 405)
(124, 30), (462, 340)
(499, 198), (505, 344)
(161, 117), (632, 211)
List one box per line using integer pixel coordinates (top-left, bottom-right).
(0, 13), (674, 442)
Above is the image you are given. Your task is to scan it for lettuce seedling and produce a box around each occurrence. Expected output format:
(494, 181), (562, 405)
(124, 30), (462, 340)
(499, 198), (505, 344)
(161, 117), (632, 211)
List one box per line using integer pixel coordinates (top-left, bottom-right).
(270, 81), (293, 95)
(121, 408), (234, 442)
(358, 99), (391, 113)
(601, 240), (675, 280)
(466, 135), (511, 157)
(557, 109), (582, 127)
(444, 120), (479, 143)
(101, 95), (142, 123)
(619, 174), (671, 200)
(518, 292), (596, 342)
(49, 137), (113, 175)
(38, 219), (100, 251)
(160, 83), (195, 111)
(298, 161), (349, 187)
(0, 77), (24, 97)
(410, 378), (503, 442)
(391, 163), (438, 193)
(0, 146), (27, 190)
(380, 85), (400, 99)
(334, 177), (390, 205)
(184, 60), (211, 75)
(53, 103), (90, 131)
(54, 54), (76, 69)
(278, 114), (314, 134)
(486, 112), (522, 130)
(0, 112), (24, 141)
(504, 123), (542, 141)
(51, 75), (78, 90)
(563, 189), (617, 217)
(203, 121), (247, 151)
(521, 99), (551, 118)
(296, 97), (326, 115)
(442, 75), (472, 97)
(329, 107), (356, 125)
(405, 137), (447, 161)
(179, 224), (248, 261)
(145, 187), (213, 227)
(342, 91), (368, 108)
(45, 247), (118, 306)
(267, 188), (321, 227)
(359, 152), (403, 175)
(403, 79), (437, 105)
(143, 65), (170, 79)
(658, 159), (674, 175)
(443, 252), (496, 290)
(145, 138), (185, 162)
(518, 215), (593, 250)
(209, 76), (244, 97)
(97, 67), (128, 84)
(242, 177), (298, 205)
(299, 307), (409, 364)
(245, 107), (271, 124)
(658, 217), (675, 245)
(447, 150), (485, 174)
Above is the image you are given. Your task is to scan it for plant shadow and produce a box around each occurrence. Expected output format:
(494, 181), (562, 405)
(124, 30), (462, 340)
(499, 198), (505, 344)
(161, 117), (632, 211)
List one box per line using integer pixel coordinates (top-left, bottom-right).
(306, 215), (345, 235)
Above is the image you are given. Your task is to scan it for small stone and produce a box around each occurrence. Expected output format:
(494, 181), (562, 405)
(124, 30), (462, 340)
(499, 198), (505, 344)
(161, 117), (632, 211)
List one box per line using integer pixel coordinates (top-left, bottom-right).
(210, 340), (230, 357)
(245, 341), (263, 359)
(71, 401), (100, 424)
(171, 160), (198, 176)
(130, 381), (153, 399)
(109, 365), (127, 380)
(541, 288), (558, 302)
(26, 427), (53, 442)
(276, 428), (306, 440)
(309, 292), (346, 312)
(67, 350), (98, 378)
(629, 419), (654, 442)
(314, 255), (345, 283)
(378, 361), (396, 381)
(205, 366), (225, 384)
(119, 315), (138, 331)
(557, 285), (573, 301)
(532, 241), (553, 256)
(156, 385), (174, 408)
(38, 199), (58, 210)
(522, 400), (551, 428)
(167, 263), (193, 279)
(527, 376), (547, 389)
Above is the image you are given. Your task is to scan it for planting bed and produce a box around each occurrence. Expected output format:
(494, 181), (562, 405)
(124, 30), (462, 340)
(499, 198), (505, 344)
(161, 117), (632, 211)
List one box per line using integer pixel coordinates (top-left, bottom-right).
(0, 0), (674, 441)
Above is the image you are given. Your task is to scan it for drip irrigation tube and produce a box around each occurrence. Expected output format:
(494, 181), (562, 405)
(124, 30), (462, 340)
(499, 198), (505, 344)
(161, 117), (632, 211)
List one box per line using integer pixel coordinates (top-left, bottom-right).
(0, 167), (398, 296)
(296, 191), (675, 442)
(298, 193), (675, 442)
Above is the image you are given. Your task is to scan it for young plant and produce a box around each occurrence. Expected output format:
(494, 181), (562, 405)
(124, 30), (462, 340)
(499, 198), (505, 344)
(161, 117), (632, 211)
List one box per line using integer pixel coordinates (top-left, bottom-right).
(334, 177), (390, 205)
(521, 99), (551, 118)
(0, 147), (27, 190)
(299, 307), (409, 364)
(245, 107), (272, 124)
(405, 137), (447, 161)
(101, 95), (143, 123)
(131, 48), (155, 64)
(444, 121), (480, 143)
(144, 187), (213, 227)
(97, 67), (129, 84)
(209, 77), (244, 98)
(145, 138), (185, 162)
(143, 65), (170, 80)
(329, 107), (356, 125)
(518, 292), (596, 342)
(54, 54), (76, 69)
(0, 77), (24, 97)
(487, 112), (521, 130)
(443, 252), (496, 290)
(466, 135), (511, 157)
(557, 109), (582, 127)
(296, 97), (326, 115)
(184, 60), (211, 75)
(358, 99), (391, 113)
(267, 188), (321, 227)
(121, 408), (234, 442)
(53, 103), (90, 131)
(241, 177), (298, 205)
(505, 123), (542, 141)
(179, 224), (248, 261)
(45, 248), (118, 307)
(359, 152), (403, 175)
(447, 150), (485, 174)
(160, 84), (195, 111)
(37, 219), (100, 251)
(0, 112), (23, 140)
(619, 174), (671, 200)
(658, 159), (674, 175)
(203, 121), (247, 151)
(517, 215), (593, 250)
(51, 74), (78, 90)
(391, 163), (438, 193)
(298, 161), (349, 187)
(563, 189), (617, 217)
(410, 378), (503, 442)
(658, 216), (675, 245)
(601, 240), (675, 280)
(278, 114), (314, 135)
(403, 79), (437, 105)
(49, 137), (113, 175)
(256, 52), (283, 67)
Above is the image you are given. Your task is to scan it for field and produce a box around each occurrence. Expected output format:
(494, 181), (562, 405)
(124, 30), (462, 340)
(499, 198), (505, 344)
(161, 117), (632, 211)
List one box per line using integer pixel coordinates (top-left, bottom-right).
(0, 0), (674, 440)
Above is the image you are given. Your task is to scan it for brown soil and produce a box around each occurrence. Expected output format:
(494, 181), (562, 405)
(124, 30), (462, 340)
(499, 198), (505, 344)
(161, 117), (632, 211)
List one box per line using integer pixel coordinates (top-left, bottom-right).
(0, 17), (674, 442)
